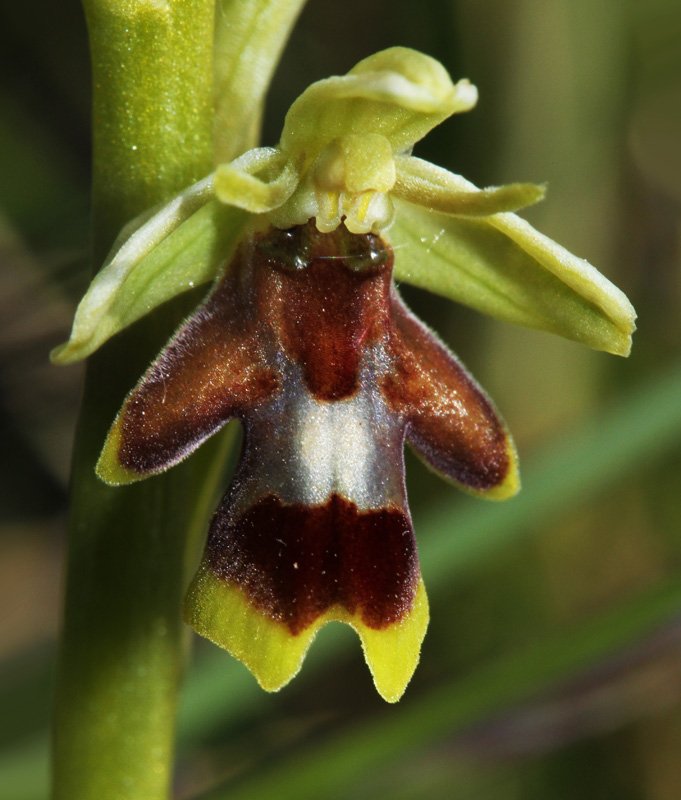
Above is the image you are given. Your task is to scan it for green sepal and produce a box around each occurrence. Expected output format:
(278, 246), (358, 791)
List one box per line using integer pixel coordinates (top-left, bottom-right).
(213, 0), (307, 161)
(52, 193), (248, 364)
(279, 47), (477, 162)
(390, 199), (636, 356)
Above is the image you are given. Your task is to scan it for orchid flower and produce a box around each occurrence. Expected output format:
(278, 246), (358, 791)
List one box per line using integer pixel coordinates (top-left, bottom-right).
(53, 48), (636, 702)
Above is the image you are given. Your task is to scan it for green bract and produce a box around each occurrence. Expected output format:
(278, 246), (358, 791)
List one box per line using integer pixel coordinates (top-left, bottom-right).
(53, 46), (635, 365)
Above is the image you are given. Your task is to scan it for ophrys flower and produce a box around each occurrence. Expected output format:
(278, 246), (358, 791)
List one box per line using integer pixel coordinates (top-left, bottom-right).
(54, 48), (636, 701)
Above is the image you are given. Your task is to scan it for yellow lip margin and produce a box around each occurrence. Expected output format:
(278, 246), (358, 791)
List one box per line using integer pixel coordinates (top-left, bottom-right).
(184, 561), (429, 703)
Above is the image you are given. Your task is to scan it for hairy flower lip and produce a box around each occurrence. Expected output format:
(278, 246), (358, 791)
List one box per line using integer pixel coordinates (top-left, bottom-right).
(96, 220), (519, 700)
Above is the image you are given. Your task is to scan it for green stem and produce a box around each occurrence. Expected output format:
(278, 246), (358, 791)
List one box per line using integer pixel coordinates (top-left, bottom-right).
(86, 0), (217, 244)
(52, 2), (222, 799)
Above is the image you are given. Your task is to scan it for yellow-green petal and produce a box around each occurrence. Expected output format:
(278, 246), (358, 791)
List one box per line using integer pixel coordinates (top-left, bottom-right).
(390, 199), (636, 356)
(185, 564), (429, 703)
(214, 155), (298, 213)
(393, 155), (546, 216)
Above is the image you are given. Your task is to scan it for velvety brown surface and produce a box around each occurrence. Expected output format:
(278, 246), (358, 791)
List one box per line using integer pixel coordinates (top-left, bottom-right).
(114, 221), (513, 644)
(253, 225), (393, 401)
(118, 273), (278, 474)
(118, 222), (395, 472)
(383, 292), (510, 491)
(207, 493), (418, 634)
(117, 220), (510, 495)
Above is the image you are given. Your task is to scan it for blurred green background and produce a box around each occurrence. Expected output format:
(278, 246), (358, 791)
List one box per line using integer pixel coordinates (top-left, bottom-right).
(2, 0), (681, 798)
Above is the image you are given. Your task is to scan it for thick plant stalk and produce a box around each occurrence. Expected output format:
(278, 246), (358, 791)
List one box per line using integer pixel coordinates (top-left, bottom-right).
(52, 1), (310, 796)
(52, 2), (221, 798)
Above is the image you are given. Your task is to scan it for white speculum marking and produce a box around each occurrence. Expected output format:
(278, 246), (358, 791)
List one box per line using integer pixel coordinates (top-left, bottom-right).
(295, 389), (391, 503)
(228, 348), (407, 518)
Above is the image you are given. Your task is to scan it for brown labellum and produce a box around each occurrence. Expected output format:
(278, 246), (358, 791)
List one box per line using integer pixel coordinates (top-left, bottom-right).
(110, 220), (515, 632)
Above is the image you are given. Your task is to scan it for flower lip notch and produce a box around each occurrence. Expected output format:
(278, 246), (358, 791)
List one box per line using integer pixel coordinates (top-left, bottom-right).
(56, 46), (636, 700)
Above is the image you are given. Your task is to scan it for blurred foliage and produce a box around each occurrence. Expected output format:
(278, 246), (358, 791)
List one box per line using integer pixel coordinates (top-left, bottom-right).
(1, 0), (681, 799)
